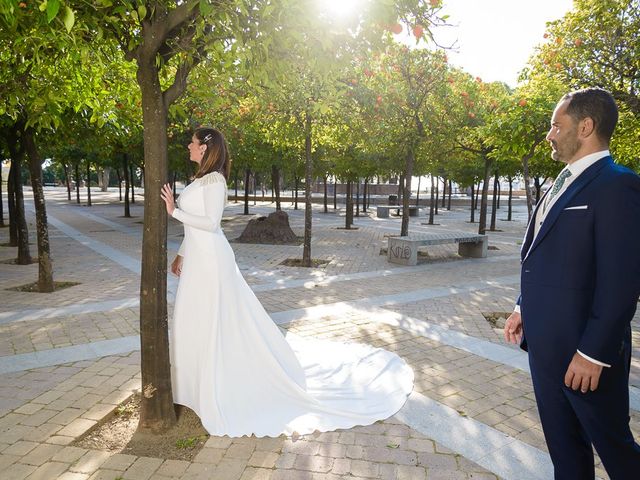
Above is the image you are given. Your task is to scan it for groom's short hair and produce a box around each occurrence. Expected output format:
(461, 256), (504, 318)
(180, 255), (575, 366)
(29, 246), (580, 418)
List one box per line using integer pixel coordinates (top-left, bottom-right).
(561, 87), (618, 143)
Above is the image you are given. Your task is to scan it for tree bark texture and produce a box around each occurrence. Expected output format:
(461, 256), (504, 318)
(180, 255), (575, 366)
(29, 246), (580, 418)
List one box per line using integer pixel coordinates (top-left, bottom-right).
(7, 137), (31, 263)
(490, 171), (498, 231)
(74, 163), (81, 204)
(302, 112), (313, 266)
(345, 179), (353, 229)
(136, 56), (175, 433)
(401, 149), (414, 237)
(23, 128), (53, 291)
(272, 165), (281, 211)
(428, 175), (435, 225)
(86, 160), (92, 206)
(478, 156), (493, 235)
(243, 168), (250, 215)
(123, 155), (131, 218)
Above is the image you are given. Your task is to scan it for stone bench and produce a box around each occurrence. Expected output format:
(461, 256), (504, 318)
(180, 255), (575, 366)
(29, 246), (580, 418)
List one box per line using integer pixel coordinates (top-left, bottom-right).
(387, 232), (488, 266)
(377, 205), (420, 218)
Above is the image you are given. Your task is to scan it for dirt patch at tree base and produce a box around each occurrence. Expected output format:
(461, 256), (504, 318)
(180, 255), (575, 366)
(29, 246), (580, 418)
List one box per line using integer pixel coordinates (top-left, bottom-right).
(5, 281), (81, 292)
(235, 211), (301, 245)
(279, 258), (330, 268)
(74, 393), (209, 461)
(482, 311), (510, 329)
(0, 257), (38, 265)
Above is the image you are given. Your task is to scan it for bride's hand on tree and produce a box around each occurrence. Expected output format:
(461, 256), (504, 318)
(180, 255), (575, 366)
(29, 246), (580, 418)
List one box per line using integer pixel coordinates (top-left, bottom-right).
(160, 183), (175, 215)
(171, 255), (183, 277)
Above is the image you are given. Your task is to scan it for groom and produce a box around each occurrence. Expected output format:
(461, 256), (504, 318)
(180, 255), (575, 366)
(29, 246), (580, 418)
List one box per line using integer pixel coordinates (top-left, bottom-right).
(504, 88), (640, 479)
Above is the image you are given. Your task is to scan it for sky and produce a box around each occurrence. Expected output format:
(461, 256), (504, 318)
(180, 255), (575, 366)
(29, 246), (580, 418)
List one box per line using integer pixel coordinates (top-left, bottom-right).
(431, 0), (575, 87)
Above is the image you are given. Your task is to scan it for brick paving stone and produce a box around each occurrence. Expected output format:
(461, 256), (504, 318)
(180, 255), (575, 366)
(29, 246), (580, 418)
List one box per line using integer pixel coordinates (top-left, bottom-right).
(87, 469), (126, 480)
(122, 456), (163, 479)
(51, 446), (88, 464)
(24, 461), (69, 480)
(225, 443), (256, 460)
(240, 467), (274, 480)
(3, 462), (37, 480)
(99, 453), (137, 471)
(156, 459), (190, 477)
(19, 443), (63, 466)
(211, 457), (247, 480)
(70, 450), (111, 475)
(57, 472), (90, 480)
(3, 441), (40, 457)
(294, 454), (333, 473)
(193, 447), (225, 465)
(248, 450), (279, 469)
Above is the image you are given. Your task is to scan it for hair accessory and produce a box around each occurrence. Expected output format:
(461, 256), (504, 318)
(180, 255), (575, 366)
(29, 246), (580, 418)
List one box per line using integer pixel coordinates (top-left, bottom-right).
(202, 133), (213, 143)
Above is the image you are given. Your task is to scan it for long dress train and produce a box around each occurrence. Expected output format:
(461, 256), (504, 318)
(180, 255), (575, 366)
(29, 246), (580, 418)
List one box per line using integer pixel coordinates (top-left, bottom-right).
(170, 171), (413, 437)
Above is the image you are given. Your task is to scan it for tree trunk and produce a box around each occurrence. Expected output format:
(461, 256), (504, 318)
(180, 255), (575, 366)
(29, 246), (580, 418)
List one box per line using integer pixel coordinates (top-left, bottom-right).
(363, 178), (368, 213)
(272, 165), (281, 211)
(294, 175), (299, 210)
(507, 177), (513, 221)
(7, 131), (31, 263)
(355, 179), (360, 217)
(397, 175), (403, 205)
(447, 179), (452, 210)
(442, 176), (447, 208)
(86, 160), (92, 207)
(253, 172), (257, 206)
(100, 167), (110, 192)
(63, 163), (71, 201)
(534, 177), (542, 204)
(123, 154), (131, 218)
(243, 168), (250, 215)
(234, 169), (239, 203)
(478, 156), (493, 235)
(522, 155), (534, 220)
(496, 179), (501, 209)
(7, 160), (17, 245)
(401, 149), (414, 237)
(116, 168), (122, 201)
(136, 57), (175, 433)
(23, 128), (53, 291)
(490, 171), (498, 231)
(345, 179), (353, 229)
(323, 174), (328, 213)
(434, 178), (439, 215)
(415, 176), (421, 207)
(469, 183), (475, 223)
(333, 177), (337, 210)
(75, 163), (81, 204)
(130, 164), (136, 203)
(302, 112), (313, 266)
(428, 175), (435, 225)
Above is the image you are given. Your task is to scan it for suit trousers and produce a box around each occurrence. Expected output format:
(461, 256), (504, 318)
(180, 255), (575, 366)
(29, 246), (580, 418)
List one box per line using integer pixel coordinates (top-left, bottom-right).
(530, 343), (640, 480)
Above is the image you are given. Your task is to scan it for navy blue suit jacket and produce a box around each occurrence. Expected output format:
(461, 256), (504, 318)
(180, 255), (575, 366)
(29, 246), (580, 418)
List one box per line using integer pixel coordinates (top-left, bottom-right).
(518, 156), (640, 380)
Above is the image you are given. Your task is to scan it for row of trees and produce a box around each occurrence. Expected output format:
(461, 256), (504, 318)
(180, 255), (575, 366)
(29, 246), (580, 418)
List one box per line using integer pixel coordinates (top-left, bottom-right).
(1, 0), (638, 432)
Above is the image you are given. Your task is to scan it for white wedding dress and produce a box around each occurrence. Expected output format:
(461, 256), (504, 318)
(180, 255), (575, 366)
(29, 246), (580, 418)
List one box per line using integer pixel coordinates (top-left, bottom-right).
(169, 171), (413, 437)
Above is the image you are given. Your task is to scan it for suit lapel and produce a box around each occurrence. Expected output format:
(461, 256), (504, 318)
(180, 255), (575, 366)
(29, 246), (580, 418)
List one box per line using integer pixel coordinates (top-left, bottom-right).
(522, 156), (612, 263)
(521, 192), (547, 261)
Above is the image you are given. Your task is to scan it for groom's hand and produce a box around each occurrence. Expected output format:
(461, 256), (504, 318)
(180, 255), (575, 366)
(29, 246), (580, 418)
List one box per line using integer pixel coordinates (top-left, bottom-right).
(503, 311), (522, 344)
(564, 353), (603, 393)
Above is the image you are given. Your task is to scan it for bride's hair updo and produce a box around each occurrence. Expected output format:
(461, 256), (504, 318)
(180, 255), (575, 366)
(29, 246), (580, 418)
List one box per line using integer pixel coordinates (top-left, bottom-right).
(194, 127), (231, 180)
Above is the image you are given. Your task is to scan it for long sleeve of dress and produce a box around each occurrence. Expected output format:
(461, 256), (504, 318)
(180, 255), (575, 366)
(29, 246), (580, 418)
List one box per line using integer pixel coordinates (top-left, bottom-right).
(171, 173), (227, 232)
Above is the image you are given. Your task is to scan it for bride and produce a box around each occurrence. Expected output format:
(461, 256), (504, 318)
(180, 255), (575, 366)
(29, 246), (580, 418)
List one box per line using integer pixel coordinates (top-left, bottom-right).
(160, 127), (413, 438)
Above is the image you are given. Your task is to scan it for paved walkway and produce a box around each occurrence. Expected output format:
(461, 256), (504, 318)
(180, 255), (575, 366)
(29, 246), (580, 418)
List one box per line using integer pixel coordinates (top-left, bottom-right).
(1, 187), (638, 480)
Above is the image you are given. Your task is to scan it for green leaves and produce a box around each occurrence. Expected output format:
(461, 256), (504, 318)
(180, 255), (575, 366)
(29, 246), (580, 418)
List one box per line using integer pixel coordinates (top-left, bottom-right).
(46, 0), (60, 23)
(63, 6), (74, 32)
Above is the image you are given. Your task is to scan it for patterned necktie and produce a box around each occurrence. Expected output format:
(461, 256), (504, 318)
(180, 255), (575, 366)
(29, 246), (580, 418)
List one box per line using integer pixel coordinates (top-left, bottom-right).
(543, 168), (572, 213)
